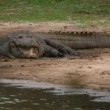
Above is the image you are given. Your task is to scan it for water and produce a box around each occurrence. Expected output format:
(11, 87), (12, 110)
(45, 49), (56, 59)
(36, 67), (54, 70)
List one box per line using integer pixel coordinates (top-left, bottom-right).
(0, 79), (110, 110)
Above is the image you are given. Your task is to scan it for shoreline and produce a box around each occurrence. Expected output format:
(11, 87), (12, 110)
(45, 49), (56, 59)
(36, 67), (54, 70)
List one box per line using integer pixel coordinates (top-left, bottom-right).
(1, 48), (110, 91)
(0, 22), (110, 91)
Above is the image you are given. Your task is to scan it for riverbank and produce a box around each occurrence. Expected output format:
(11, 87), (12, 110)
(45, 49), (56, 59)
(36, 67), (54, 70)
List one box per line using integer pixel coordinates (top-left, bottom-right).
(0, 22), (110, 91)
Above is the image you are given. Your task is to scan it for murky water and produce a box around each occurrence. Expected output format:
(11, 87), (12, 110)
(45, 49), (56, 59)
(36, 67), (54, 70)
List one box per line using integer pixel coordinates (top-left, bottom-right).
(0, 79), (110, 110)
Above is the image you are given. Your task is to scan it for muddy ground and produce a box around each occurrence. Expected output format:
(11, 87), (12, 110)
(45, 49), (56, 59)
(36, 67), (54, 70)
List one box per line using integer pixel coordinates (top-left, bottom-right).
(0, 22), (110, 90)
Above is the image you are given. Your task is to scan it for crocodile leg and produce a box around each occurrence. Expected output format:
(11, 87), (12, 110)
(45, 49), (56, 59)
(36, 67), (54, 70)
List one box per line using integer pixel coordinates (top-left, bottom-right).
(44, 45), (64, 57)
(44, 39), (77, 56)
(0, 43), (15, 58)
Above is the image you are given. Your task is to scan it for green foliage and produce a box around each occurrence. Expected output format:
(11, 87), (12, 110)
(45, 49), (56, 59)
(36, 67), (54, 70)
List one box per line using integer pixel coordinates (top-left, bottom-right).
(0, 0), (110, 26)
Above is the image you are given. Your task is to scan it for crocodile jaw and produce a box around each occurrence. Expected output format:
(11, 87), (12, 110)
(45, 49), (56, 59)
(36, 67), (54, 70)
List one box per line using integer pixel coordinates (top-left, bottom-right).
(10, 42), (40, 58)
(18, 47), (39, 58)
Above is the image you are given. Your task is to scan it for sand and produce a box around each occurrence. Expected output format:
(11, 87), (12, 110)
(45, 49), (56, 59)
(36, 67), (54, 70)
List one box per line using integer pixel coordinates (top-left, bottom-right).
(0, 21), (110, 91)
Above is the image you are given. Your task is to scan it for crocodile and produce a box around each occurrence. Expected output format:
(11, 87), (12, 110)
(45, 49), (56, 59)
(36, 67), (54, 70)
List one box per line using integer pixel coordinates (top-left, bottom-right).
(0, 29), (110, 58)
(0, 30), (76, 58)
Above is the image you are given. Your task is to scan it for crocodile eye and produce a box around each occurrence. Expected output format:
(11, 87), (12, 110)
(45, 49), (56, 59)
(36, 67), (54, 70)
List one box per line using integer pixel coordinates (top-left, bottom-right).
(18, 36), (23, 38)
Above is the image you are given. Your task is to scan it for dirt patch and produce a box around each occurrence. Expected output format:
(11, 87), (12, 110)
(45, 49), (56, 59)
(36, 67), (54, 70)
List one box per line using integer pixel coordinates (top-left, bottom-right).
(0, 21), (110, 91)
(0, 21), (110, 35)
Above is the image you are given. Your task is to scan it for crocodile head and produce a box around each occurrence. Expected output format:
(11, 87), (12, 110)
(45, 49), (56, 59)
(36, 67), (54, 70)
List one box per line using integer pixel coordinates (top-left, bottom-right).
(8, 31), (43, 58)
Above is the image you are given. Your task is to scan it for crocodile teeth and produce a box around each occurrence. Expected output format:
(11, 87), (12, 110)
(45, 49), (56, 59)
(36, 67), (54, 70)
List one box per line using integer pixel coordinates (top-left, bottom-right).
(19, 47), (39, 58)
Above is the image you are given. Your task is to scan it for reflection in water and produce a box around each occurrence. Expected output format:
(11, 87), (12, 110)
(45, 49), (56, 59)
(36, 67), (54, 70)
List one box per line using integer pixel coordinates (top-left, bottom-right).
(0, 79), (110, 110)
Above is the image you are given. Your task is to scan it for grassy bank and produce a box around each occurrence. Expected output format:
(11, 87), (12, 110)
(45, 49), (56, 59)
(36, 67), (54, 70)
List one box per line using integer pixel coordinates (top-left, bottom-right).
(0, 0), (110, 27)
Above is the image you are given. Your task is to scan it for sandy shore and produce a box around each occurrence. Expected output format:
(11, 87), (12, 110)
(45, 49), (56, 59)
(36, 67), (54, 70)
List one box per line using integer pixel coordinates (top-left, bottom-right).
(0, 22), (110, 91)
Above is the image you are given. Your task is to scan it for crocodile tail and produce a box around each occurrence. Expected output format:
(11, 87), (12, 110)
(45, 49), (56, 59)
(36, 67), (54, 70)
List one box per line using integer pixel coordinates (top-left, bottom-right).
(37, 31), (110, 49)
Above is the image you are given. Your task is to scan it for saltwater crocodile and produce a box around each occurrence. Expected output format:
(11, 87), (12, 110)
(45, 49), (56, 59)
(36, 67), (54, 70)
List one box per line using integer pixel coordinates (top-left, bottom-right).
(0, 30), (110, 58)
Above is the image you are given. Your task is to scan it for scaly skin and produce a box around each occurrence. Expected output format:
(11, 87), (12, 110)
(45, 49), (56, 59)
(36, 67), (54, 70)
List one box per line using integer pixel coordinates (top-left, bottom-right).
(35, 31), (110, 49)
(1, 30), (110, 58)
(0, 30), (76, 58)
(0, 30), (44, 58)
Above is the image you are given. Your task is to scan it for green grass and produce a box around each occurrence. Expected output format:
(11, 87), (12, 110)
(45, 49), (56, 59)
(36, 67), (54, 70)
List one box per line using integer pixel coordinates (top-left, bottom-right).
(0, 0), (110, 27)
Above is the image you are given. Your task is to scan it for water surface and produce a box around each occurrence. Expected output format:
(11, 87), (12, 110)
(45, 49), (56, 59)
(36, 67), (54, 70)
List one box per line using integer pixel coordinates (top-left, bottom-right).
(0, 79), (110, 110)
